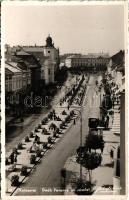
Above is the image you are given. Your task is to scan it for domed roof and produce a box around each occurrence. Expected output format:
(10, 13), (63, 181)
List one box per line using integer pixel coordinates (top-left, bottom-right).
(46, 34), (54, 47)
(46, 34), (52, 42)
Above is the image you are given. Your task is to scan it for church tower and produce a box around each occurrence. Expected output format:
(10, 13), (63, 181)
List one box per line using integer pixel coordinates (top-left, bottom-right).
(44, 35), (59, 84)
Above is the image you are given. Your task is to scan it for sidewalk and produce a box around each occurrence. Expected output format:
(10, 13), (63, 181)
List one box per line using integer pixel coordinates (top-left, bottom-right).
(63, 99), (120, 195)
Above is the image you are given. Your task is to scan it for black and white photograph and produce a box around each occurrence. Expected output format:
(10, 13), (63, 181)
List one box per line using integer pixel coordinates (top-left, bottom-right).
(1, 1), (127, 198)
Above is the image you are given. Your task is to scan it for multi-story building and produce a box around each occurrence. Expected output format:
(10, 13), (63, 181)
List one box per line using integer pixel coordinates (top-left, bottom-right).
(5, 61), (31, 92)
(17, 61), (31, 89)
(111, 50), (125, 75)
(5, 62), (23, 93)
(5, 35), (60, 120)
(8, 35), (60, 85)
(106, 50), (125, 194)
(5, 61), (31, 118)
(14, 50), (41, 92)
(5, 62), (23, 117)
(43, 35), (60, 84)
(65, 53), (110, 70)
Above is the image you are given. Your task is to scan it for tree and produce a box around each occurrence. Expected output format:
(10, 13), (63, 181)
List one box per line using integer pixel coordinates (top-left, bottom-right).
(11, 175), (19, 186)
(21, 166), (28, 176)
(85, 134), (104, 151)
(82, 152), (102, 170)
(30, 155), (36, 164)
(76, 151), (102, 170)
(76, 147), (102, 195)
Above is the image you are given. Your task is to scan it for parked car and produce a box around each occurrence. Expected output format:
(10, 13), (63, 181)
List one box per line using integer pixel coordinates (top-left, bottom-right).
(88, 118), (99, 129)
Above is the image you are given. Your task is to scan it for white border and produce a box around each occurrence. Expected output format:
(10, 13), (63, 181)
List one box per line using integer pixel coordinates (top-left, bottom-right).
(1, 1), (128, 200)
(1, 0), (127, 6)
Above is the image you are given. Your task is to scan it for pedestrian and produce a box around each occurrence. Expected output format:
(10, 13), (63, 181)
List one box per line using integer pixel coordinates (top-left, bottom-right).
(105, 115), (109, 129)
(103, 116), (107, 129)
(102, 115), (105, 127)
(33, 143), (37, 151)
(73, 119), (76, 125)
(112, 99), (114, 109)
(100, 142), (105, 154)
(14, 155), (17, 163)
(53, 124), (56, 131)
(114, 96), (116, 104)
(117, 98), (119, 105)
(10, 154), (14, 164)
(35, 134), (38, 142)
(33, 140), (36, 146)
(112, 113), (114, 124)
(29, 145), (33, 153)
(110, 149), (114, 160)
(10, 153), (14, 164)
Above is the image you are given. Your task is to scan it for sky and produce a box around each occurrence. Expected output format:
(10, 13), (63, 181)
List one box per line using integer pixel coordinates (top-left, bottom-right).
(3, 4), (125, 55)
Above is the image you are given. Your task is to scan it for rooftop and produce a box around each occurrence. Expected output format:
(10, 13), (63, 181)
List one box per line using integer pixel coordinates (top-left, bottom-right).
(5, 62), (22, 73)
(66, 54), (110, 59)
(16, 51), (30, 56)
(21, 46), (45, 52)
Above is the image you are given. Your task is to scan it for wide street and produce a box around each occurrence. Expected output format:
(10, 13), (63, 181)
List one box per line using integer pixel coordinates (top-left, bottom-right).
(6, 73), (76, 152)
(14, 74), (102, 196)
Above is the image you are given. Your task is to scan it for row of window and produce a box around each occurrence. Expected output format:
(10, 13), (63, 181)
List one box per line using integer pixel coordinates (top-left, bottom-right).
(72, 60), (109, 64)
(71, 58), (109, 61)
(5, 76), (31, 92)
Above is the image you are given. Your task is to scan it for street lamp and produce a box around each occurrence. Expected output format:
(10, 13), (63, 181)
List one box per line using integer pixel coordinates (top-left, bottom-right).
(100, 86), (102, 108)
(55, 104), (83, 182)
(72, 106), (83, 182)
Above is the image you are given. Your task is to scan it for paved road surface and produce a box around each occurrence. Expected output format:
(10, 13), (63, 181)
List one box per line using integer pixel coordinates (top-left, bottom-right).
(6, 74), (77, 152)
(15, 74), (101, 196)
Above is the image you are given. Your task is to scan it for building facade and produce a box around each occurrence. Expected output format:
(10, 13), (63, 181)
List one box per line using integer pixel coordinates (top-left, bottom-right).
(65, 53), (110, 70)
(106, 50), (125, 194)
(5, 61), (32, 119)
(43, 35), (60, 84)
(5, 35), (60, 120)
(44, 59), (55, 84)
(5, 62), (23, 92)
(6, 35), (60, 85)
